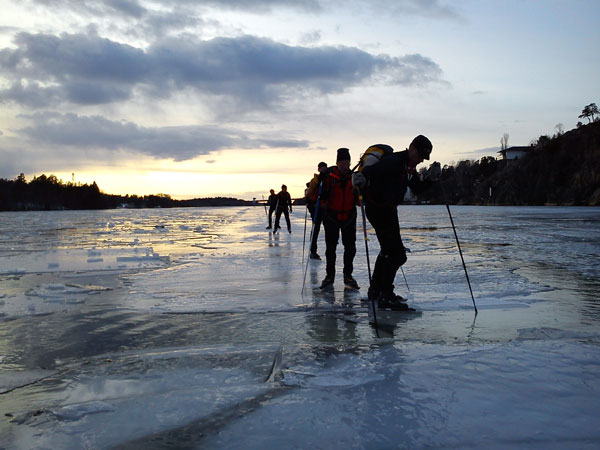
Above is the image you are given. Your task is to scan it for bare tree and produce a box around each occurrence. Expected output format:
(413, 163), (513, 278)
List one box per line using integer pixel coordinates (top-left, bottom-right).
(500, 133), (509, 150)
(554, 123), (564, 136)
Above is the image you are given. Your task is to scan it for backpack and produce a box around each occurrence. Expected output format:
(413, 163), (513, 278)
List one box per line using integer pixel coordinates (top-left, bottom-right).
(354, 144), (394, 173)
(352, 144), (394, 192)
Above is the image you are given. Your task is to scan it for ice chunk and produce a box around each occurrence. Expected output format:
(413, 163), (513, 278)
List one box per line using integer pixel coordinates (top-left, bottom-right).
(52, 401), (116, 421)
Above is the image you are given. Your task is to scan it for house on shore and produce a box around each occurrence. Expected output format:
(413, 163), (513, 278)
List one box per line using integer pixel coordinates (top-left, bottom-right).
(498, 146), (530, 160)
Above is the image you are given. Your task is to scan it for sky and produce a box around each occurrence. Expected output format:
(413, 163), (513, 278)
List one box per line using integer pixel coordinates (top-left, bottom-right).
(0, 0), (599, 200)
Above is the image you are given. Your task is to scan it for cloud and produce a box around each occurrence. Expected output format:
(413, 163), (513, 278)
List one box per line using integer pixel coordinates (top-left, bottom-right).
(16, 111), (309, 161)
(299, 30), (322, 45)
(0, 32), (445, 112)
(24, 0), (460, 18)
(376, 0), (462, 20)
(26, 0), (322, 16)
(24, 0), (148, 19)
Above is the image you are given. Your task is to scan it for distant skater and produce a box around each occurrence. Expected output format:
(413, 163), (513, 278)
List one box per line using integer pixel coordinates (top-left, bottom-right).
(319, 148), (359, 290)
(305, 161), (328, 259)
(274, 184), (292, 233)
(265, 189), (278, 229)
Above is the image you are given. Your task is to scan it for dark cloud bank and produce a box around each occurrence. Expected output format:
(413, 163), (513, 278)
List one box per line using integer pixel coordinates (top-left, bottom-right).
(0, 30), (444, 160)
(16, 112), (308, 161)
(0, 32), (443, 108)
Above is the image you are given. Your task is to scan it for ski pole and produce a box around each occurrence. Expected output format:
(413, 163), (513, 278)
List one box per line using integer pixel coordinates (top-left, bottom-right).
(358, 194), (372, 283)
(302, 203), (308, 262)
(440, 183), (477, 315)
(262, 195), (267, 216)
(358, 193), (378, 330)
(301, 181), (323, 295)
(400, 266), (410, 292)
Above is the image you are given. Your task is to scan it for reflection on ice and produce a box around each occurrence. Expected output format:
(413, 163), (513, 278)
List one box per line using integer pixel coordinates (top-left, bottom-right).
(0, 206), (599, 448)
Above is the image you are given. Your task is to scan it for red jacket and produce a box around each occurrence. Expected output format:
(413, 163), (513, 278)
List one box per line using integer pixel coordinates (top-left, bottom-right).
(321, 166), (357, 221)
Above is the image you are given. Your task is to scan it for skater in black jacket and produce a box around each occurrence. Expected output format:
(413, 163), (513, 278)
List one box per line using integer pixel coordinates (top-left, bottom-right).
(265, 189), (278, 229)
(356, 135), (439, 310)
(274, 185), (293, 233)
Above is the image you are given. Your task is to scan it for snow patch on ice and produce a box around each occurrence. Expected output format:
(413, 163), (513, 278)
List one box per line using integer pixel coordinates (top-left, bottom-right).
(25, 283), (112, 299)
(0, 247), (168, 275)
(52, 401), (116, 421)
(284, 353), (385, 388)
(517, 327), (599, 341)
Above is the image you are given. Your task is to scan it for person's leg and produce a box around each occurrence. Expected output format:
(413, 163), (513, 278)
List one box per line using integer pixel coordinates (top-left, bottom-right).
(366, 205), (405, 297)
(341, 214), (357, 277)
(323, 215), (339, 280)
(310, 213), (323, 255)
(284, 209), (291, 232)
(267, 207), (274, 228)
(274, 210), (282, 230)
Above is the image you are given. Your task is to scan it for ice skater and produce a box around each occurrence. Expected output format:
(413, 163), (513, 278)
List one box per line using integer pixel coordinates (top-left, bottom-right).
(265, 189), (278, 229)
(319, 148), (359, 290)
(354, 135), (440, 310)
(305, 161), (328, 259)
(274, 185), (292, 233)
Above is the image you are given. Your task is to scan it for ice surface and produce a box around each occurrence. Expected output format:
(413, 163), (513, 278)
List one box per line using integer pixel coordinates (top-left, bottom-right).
(0, 206), (599, 448)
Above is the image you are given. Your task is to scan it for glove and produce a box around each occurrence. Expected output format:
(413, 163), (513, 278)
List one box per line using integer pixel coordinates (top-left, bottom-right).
(352, 172), (367, 191)
(426, 162), (441, 181)
(289, 207), (293, 213)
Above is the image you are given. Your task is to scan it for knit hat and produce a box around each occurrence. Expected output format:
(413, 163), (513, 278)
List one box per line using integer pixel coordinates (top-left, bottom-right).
(336, 148), (350, 162)
(318, 161), (327, 169)
(411, 135), (432, 160)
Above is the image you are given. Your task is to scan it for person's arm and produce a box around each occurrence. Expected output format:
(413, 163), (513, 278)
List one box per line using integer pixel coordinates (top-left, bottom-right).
(407, 170), (433, 195)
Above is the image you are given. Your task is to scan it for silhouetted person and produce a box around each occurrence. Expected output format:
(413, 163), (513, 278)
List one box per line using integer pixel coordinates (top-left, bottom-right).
(357, 135), (439, 310)
(319, 148), (359, 290)
(265, 189), (277, 229)
(305, 161), (328, 259)
(274, 184), (292, 233)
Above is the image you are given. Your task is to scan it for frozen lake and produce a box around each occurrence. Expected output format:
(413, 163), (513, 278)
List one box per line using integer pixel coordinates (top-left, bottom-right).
(1, 205), (599, 448)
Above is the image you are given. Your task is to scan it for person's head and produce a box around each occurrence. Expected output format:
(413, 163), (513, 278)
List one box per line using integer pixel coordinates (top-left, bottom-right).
(336, 148), (351, 173)
(317, 161), (327, 174)
(281, 184), (287, 191)
(270, 189), (275, 194)
(408, 135), (432, 166)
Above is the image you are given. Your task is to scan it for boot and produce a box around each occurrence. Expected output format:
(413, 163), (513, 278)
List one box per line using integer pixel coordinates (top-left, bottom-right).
(309, 252), (321, 260)
(378, 291), (409, 311)
(320, 275), (334, 289)
(343, 274), (360, 290)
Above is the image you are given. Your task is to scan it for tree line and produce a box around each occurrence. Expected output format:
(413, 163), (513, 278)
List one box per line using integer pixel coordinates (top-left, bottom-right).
(0, 174), (252, 211)
(417, 120), (600, 206)
(1, 118), (599, 211)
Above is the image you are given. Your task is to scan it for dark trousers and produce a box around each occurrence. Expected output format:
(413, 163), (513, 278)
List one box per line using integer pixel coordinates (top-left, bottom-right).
(365, 204), (407, 294)
(275, 208), (291, 231)
(267, 206), (275, 227)
(308, 202), (323, 254)
(323, 211), (356, 278)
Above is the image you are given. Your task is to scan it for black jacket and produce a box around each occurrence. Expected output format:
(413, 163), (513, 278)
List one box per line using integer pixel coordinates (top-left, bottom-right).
(267, 194), (278, 208)
(362, 149), (431, 207)
(276, 190), (292, 211)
